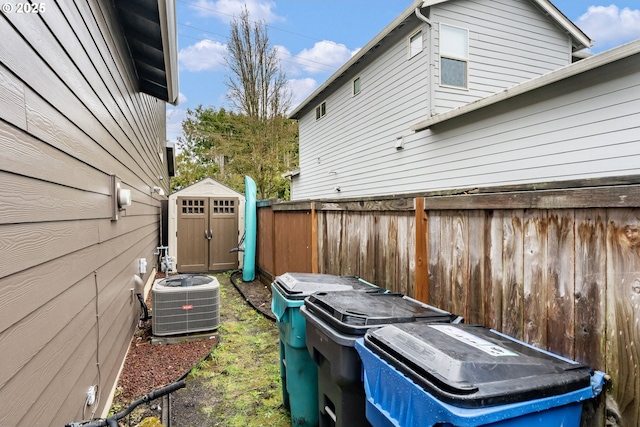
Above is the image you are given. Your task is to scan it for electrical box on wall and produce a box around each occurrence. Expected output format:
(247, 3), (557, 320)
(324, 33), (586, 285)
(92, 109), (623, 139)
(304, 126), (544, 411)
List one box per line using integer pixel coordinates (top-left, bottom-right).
(139, 258), (147, 275)
(110, 174), (133, 221)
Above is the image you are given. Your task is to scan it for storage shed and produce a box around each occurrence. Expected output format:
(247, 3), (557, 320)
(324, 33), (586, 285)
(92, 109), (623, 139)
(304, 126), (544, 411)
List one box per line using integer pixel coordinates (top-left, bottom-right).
(168, 178), (245, 273)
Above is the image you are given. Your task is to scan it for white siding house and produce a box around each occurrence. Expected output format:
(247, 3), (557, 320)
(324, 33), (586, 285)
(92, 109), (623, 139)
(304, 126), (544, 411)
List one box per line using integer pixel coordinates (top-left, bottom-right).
(288, 0), (600, 200)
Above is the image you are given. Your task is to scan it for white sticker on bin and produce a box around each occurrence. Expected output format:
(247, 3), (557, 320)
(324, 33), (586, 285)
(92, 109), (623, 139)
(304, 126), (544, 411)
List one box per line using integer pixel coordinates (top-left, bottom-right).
(429, 325), (518, 357)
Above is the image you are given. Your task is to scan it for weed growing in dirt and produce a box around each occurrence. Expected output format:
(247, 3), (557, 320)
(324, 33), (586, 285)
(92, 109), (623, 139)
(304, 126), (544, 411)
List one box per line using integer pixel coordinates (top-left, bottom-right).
(187, 278), (290, 427)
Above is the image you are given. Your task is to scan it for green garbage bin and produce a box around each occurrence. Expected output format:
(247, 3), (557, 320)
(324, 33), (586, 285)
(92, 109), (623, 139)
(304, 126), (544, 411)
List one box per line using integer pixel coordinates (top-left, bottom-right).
(271, 273), (379, 427)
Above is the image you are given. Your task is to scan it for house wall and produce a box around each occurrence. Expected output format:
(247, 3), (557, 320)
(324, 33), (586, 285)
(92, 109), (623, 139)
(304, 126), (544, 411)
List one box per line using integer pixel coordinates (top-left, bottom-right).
(0, 1), (170, 426)
(294, 15), (429, 200)
(431, 0), (573, 113)
(292, 0), (580, 201)
(293, 45), (639, 200)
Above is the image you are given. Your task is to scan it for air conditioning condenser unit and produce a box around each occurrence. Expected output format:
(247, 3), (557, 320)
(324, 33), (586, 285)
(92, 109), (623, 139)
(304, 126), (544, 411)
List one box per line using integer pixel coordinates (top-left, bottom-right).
(152, 274), (220, 336)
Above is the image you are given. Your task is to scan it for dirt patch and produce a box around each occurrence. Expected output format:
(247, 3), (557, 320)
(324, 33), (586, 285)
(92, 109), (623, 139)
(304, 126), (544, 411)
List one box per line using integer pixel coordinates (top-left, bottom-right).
(109, 272), (282, 426)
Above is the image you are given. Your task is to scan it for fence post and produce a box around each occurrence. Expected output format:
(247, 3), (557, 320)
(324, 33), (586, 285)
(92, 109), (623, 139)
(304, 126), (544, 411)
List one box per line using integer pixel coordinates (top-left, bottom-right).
(415, 197), (429, 303)
(311, 202), (319, 273)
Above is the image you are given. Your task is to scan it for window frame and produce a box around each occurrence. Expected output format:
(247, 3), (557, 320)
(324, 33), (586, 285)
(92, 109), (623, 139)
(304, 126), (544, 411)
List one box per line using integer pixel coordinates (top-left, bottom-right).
(315, 101), (327, 120)
(439, 23), (469, 90)
(408, 29), (423, 59)
(352, 76), (361, 96)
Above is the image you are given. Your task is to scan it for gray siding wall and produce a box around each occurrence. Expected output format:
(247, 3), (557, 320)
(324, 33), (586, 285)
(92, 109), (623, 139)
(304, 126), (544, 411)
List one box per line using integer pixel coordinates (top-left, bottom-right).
(0, 1), (169, 426)
(293, 0), (577, 200)
(432, 0), (573, 113)
(295, 49), (639, 199)
(294, 21), (430, 200)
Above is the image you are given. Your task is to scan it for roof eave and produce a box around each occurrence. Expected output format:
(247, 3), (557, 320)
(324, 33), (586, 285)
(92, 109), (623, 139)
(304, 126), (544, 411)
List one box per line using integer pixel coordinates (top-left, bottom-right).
(412, 39), (640, 132)
(532, 0), (593, 51)
(158, 0), (179, 105)
(288, 0), (424, 120)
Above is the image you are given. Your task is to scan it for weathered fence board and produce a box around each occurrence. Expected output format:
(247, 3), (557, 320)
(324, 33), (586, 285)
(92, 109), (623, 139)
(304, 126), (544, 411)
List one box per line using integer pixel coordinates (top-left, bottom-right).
(467, 210), (487, 325)
(501, 210), (525, 341)
(428, 212), (445, 309)
(546, 209), (575, 358)
(257, 187), (640, 426)
(523, 209), (548, 349)
(606, 209), (640, 424)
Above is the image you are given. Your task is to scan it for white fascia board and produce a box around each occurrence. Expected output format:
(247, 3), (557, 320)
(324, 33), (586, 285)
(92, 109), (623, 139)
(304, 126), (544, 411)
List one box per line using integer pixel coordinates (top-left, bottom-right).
(159, 0), (179, 105)
(288, 0), (424, 119)
(412, 39), (640, 132)
(532, 0), (593, 51)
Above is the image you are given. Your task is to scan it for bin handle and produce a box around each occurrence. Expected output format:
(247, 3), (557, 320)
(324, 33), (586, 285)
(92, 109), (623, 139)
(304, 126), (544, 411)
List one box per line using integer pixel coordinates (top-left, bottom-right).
(324, 406), (337, 423)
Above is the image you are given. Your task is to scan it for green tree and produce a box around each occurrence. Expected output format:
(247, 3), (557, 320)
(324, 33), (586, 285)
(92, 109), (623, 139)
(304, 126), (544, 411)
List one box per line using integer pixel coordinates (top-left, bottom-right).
(171, 106), (234, 192)
(172, 8), (298, 199)
(224, 7), (296, 199)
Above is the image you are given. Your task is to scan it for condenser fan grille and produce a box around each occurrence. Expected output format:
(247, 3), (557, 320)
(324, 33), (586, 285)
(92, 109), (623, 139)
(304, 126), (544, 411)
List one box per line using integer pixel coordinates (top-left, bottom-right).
(152, 275), (221, 336)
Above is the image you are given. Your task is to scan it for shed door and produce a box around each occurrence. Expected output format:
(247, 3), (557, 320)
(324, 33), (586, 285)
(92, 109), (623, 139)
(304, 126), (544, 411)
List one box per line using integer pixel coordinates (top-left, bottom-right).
(208, 198), (239, 271)
(177, 196), (239, 273)
(177, 197), (208, 272)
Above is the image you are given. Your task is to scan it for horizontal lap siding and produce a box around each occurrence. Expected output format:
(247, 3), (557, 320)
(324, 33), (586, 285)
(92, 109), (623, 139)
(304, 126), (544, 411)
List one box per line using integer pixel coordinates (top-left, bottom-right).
(295, 18), (429, 199)
(302, 52), (639, 199)
(0, 1), (167, 425)
(432, 0), (571, 112)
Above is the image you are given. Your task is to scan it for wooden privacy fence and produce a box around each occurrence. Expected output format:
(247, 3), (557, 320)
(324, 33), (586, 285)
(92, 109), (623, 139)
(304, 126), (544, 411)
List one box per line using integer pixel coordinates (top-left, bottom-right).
(256, 181), (640, 427)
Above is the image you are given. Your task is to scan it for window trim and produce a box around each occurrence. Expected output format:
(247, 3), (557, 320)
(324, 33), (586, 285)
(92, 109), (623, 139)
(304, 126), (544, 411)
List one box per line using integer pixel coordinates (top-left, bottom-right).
(408, 29), (423, 59)
(315, 101), (327, 120)
(439, 23), (469, 90)
(352, 76), (361, 96)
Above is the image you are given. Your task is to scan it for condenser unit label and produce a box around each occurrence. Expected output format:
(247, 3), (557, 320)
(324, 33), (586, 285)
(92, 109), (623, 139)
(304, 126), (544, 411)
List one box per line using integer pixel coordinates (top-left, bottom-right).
(182, 304), (194, 310)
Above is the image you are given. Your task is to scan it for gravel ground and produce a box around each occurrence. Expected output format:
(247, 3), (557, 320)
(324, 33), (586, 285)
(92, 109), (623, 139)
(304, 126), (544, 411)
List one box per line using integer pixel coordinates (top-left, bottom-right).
(110, 272), (275, 424)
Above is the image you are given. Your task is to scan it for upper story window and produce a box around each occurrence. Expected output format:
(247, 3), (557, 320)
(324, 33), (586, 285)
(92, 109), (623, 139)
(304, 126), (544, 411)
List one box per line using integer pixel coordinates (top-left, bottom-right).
(315, 101), (326, 120)
(409, 30), (423, 58)
(353, 77), (361, 95)
(440, 24), (468, 89)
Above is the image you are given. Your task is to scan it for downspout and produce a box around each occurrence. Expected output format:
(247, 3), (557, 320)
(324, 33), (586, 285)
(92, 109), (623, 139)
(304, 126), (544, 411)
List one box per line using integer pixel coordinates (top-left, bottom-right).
(415, 7), (436, 117)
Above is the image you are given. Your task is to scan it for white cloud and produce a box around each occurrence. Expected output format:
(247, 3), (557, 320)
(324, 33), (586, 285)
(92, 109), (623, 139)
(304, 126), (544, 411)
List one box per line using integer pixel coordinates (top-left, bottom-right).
(177, 92), (188, 105)
(273, 44), (302, 77)
(287, 78), (318, 112)
(576, 5), (640, 50)
(166, 108), (187, 144)
(189, 0), (284, 23)
(295, 41), (359, 74)
(178, 39), (227, 72)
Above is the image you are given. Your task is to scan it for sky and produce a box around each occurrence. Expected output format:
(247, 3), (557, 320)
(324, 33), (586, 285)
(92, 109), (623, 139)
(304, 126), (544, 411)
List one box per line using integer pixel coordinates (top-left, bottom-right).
(166, 0), (640, 145)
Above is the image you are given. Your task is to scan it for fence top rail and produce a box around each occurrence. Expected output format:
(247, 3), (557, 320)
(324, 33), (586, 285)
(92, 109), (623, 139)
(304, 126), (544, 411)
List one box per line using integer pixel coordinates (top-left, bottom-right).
(259, 175), (640, 211)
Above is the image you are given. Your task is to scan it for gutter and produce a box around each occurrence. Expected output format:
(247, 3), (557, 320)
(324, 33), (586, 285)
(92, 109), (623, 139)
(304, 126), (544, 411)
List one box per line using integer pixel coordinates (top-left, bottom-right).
(414, 7), (436, 117)
(158, 0), (179, 105)
(412, 38), (640, 132)
(288, 0), (424, 119)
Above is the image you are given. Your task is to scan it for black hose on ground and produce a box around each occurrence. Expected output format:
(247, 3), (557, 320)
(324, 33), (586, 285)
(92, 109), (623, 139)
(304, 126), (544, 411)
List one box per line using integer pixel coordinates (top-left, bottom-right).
(229, 269), (275, 322)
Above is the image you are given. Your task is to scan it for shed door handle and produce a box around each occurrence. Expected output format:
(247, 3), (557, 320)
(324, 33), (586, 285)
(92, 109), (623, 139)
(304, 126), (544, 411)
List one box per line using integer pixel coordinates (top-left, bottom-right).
(205, 230), (212, 240)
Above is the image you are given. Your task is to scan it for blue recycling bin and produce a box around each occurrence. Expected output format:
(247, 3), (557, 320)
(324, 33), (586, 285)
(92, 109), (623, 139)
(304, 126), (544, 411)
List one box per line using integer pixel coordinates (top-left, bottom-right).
(270, 273), (379, 427)
(355, 323), (605, 427)
(301, 291), (462, 427)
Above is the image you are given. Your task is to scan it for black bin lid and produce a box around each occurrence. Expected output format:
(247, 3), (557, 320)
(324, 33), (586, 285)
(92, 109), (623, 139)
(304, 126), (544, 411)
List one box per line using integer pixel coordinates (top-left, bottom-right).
(273, 273), (377, 300)
(157, 274), (214, 287)
(364, 323), (592, 408)
(305, 291), (459, 335)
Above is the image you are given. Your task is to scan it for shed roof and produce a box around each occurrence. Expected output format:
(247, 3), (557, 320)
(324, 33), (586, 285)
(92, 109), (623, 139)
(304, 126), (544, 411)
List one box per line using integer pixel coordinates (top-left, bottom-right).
(288, 0), (592, 120)
(113, 0), (179, 105)
(170, 177), (245, 198)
